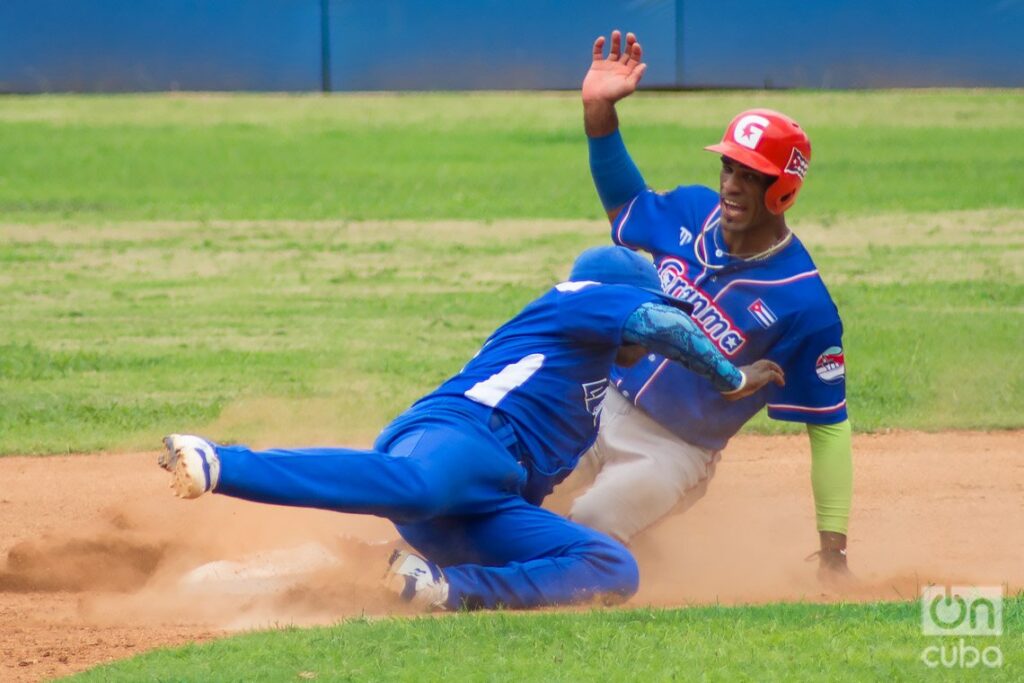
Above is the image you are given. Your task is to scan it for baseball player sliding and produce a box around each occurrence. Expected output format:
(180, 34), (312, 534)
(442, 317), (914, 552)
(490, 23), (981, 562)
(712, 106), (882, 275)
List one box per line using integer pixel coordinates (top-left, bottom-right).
(159, 246), (784, 610)
(572, 31), (853, 582)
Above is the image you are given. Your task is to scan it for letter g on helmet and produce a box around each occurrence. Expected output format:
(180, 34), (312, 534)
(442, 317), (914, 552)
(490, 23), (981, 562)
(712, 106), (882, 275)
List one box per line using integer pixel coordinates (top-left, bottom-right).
(705, 109), (812, 215)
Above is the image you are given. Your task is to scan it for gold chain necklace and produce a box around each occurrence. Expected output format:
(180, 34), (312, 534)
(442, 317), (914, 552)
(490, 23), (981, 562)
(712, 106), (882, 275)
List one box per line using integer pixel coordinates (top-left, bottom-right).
(697, 226), (793, 271)
(736, 229), (793, 261)
(714, 227), (793, 261)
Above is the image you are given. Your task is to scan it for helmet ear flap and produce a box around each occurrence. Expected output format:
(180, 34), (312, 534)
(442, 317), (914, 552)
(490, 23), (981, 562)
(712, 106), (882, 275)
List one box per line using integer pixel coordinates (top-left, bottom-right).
(764, 176), (800, 215)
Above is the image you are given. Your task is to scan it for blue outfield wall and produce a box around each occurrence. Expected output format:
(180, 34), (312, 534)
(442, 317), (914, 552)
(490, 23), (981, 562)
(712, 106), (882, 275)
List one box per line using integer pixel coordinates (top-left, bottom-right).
(679, 0), (1024, 89)
(326, 1), (678, 91)
(0, 0), (323, 92)
(0, 0), (1022, 92)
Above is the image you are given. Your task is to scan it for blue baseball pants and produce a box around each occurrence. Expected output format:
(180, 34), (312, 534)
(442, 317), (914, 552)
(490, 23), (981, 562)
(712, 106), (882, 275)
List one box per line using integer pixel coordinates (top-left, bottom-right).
(211, 402), (638, 609)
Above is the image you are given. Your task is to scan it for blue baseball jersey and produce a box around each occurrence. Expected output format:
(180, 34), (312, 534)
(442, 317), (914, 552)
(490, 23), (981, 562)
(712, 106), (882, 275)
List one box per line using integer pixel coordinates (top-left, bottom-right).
(420, 282), (660, 484)
(611, 185), (848, 451)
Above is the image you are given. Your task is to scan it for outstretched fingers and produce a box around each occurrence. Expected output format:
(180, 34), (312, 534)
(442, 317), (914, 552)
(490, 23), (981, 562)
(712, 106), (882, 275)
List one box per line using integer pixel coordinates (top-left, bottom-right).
(619, 32), (637, 63)
(593, 30), (643, 67)
(608, 29), (622, 60)
(622, 34), (638, 65)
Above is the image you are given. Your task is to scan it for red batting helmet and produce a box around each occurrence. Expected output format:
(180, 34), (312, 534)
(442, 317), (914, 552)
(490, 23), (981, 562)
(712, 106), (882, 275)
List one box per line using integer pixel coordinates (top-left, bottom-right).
(704, 109), (811, 215)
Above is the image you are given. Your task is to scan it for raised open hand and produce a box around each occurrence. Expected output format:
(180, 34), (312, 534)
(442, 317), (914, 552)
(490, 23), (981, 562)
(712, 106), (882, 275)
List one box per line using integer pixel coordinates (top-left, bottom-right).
(582, 30), (647, 106)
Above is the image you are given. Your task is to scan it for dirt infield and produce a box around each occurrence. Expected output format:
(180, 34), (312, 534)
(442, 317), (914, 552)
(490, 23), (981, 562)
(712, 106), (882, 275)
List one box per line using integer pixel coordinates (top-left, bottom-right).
(2, 431), (1021, 681)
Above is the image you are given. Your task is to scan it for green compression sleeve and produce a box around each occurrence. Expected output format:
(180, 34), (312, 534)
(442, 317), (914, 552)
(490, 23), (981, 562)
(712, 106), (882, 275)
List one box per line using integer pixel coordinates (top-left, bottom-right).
(807, 420), (853, 534)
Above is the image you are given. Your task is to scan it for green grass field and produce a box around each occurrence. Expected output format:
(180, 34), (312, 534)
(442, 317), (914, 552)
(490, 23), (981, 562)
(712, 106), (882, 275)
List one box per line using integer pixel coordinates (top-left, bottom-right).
(0, 91), (1021, 222)
(1, 92), (1021, 453)
(1, 91), (1021, 679)
(72, 602), (1024, 682)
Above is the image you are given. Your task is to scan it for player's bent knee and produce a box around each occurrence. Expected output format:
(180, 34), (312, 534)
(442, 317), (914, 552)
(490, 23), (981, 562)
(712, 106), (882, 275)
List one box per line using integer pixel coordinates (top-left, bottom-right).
(582, 536), (640, 600)
(601, 557), (640, 601)
(610, 545), (640, 598)
(570, 498), (632, 544)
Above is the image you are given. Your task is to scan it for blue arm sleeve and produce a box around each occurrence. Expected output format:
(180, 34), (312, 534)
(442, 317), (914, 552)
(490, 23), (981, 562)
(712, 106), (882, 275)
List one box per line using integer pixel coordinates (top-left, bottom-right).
(622, 302), (744, 393)
(589, 129), (647, 211)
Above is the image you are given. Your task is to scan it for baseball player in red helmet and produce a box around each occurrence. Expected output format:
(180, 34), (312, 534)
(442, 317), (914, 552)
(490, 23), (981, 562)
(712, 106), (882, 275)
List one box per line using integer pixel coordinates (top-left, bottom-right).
(572, 30), (853, 583)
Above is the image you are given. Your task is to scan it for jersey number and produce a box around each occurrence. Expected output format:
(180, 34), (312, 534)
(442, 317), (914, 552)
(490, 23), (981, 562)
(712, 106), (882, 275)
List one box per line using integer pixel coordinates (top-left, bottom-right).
(464, 354), (545, 407)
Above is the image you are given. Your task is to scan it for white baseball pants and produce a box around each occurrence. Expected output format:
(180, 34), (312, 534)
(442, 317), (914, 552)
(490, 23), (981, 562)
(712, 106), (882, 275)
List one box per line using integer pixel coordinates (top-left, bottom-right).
(569, 385), (720, 543)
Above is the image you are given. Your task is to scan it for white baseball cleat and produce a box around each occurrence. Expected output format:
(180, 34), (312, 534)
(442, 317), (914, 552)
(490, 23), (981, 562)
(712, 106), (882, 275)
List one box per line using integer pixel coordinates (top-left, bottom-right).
(385, 550), (450, 610)
(160, 434), (220, 499)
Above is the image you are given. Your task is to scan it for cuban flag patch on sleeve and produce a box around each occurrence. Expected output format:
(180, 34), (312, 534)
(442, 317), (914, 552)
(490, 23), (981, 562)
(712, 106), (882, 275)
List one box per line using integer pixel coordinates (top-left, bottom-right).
(815, 346), (845, 384)
(747, 298), (777, 328)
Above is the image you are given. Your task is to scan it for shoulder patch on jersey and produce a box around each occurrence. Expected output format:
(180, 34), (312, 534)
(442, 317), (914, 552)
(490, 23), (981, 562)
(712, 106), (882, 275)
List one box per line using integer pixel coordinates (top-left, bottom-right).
(747, 298), (777, 328)
(815, 346), (845, 384)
